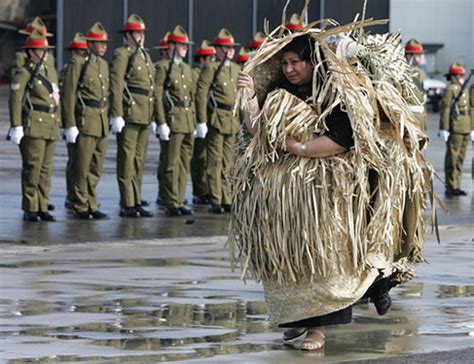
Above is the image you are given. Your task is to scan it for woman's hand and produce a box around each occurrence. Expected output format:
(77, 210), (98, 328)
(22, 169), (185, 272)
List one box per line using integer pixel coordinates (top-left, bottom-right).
(285, 137), (301, 156)
(237, 71), (255, 94)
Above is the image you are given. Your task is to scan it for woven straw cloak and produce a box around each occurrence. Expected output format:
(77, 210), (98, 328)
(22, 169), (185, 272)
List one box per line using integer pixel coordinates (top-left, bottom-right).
(228, 19), (436, 324)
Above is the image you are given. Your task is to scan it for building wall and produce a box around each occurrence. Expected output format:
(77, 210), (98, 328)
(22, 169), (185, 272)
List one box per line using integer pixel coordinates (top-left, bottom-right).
(389, 0), (473, 74)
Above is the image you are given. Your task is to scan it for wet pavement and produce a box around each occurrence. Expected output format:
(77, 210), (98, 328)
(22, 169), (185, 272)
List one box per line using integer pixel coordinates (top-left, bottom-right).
(0, 85), (473, 362)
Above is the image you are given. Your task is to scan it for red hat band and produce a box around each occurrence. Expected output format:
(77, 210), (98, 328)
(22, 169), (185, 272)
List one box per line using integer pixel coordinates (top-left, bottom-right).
(286, 23), (302, 31)
(405, 44), (423, 53)
(168, 35), (188, 43)
(236, 55), (249, 63)
(449, 67), (465, 75)
(26, 26), (47, 35)
(195, 48), (215, 56)
(159, 41), (168, 47)
(69, 42), (87, 49)
(249, 40), (262, 48)
(26, 39), (49, 48)
(87, 31), (108, 41)
(214, 37), (235, 45)
(123, 23), (146, 32)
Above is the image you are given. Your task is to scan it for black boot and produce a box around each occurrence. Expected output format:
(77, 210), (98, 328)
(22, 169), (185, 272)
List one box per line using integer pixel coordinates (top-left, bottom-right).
(166, 207), (182, 217)
(47, 203), (55, 211)
(141, 199), (150, 206)
(90, 210), (109, 220)
(208, 204), (224, 214)
(23, 212), (39, 222)
(38, 212), (56, 222)
(75, 211), (91, 220)
(222, 204), (232, 213)
(136, 205), (154, 217)
(179, 206), (193, 215)
(372, 292), (392, 316)
(119, 206), (139, 218)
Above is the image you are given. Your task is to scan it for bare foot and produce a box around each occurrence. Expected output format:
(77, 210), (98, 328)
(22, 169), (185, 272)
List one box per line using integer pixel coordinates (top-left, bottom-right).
(300, 328), (325, 351)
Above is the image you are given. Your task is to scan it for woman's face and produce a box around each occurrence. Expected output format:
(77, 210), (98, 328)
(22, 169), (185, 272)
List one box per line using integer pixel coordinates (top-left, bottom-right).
(281, 51), (313, 86)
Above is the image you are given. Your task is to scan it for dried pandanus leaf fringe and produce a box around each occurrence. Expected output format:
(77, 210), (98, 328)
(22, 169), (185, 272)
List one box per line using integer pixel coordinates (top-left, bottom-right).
(228, 18), (435, 285)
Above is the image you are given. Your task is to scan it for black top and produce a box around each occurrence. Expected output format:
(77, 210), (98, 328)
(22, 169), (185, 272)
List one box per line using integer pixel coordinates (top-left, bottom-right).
(279, 80), (354, 149)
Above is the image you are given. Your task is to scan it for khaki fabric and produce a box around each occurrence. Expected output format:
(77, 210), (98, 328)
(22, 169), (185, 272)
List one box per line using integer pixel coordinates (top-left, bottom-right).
(157, 140), (168, 200)
(70, 134), (108, 212)
(20, 137), (56, 212)
(10, 50), (55, 79)
(440, 81), (471, 134)
(444, 133), (470, 190)
(191, 137), (208, 197)
(116, 123), (149, 207)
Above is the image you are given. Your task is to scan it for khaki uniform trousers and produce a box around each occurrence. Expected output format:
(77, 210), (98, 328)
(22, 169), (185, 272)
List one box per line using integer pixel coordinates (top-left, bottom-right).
(20, 136), (57, 212)
(70, 134), (108, 212)
(157, 140), (168, 200)
(65, 143), (74, 204)
(191, 137), (208, 198)
(206, 126), (236, 206)
(444, 132), (470, 190)
(161, 132), (194, 208)
(117, 123), (149, 207)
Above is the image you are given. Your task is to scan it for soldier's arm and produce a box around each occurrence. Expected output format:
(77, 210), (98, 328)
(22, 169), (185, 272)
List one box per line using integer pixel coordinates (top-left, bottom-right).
(8, 68), (29, 127)
(440, 86), (454, 131)
(153, 62), (167, 125)
(61, 58), (82, 128)
(195, 64), (214, 124)
(109, 49), (128, 118)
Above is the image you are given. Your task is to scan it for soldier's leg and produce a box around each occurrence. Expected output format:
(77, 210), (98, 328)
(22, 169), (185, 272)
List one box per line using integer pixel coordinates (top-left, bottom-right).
(134, 125), (150, 205)
(87, 135), (108, 211)
(221, 132), (237, 205)
(117, 123), (139, 207)
(206, 127), (224, 206)
(452, 133), (470, 190)
(178, 132), (194, 207)
(65, 142), (76, 205)
(157, 140), (168, 201)
(37, 139), (57, 212)
(444, 133), (462, 190)
(191, 137), (208, 198)
(19, 137), (45, 212)
(71, 134), (96, 212)
(162, 132), (185, 208)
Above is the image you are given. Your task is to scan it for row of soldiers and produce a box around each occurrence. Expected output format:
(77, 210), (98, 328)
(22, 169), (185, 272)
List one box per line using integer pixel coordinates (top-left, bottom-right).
(7, 14), (272, 221)
(7, 15), (472, 222)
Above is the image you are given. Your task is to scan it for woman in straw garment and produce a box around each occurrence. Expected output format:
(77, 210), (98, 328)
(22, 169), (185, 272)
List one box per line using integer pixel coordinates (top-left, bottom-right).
(231, 23), (434, 350)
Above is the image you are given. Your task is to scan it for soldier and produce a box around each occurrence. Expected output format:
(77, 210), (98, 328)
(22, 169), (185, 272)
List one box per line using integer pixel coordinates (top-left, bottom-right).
(248, 32), (265, 51)
(61, 23), (111, 219)
(191, 40), (216, 205)
(286, 13), (304, 32)
(8, 30), (61, 221)
(439, 63), (473, 196)
(235, 47), (250, 67)
(12, 17), (56, 212)
(196, 29), (240, 214)
(405, 39), (427, 130)
(110, 14), (155, 217)
(155, 32), (170, 60)
(61, 33), (89, 211)
(154, 25), (196, 216)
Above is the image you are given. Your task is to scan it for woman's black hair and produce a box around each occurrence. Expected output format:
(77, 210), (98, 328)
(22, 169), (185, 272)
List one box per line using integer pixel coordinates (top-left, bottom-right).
(281, 34), (314, 62)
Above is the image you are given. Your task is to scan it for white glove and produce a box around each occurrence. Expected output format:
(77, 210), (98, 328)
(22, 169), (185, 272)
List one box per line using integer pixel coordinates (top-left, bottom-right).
(471, 131), (474, 142)
(64, 126), (79, 144)
(150, 122), (158, 136)
(158, 123), (170, 141)
(195, 123), (208, 139)
(438, 130), (450, 142)
(111, 116), (125, 134)
(9, 126), (24, 145)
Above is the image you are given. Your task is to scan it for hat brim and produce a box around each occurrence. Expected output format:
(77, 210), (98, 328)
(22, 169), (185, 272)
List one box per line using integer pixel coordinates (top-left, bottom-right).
(22, 45), (55, 49)
(211, 42), (240, 47)
(19, 29), (53, 37)
(117, 29), (148, 34)
(85, 37), (112, 42)
(152, 46), (169, 50)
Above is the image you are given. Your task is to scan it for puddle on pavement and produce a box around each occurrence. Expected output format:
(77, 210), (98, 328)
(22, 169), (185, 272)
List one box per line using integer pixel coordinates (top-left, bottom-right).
(1, 244), (473, 362)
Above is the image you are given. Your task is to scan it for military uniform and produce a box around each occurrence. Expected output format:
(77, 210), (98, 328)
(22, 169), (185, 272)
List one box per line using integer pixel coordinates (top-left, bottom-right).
(110, 14), (155, 216)
(8, 30), (61, 221)
(404, 39), (427, 130)
(196, 29), (241, 212)
(190, 40), (216, 203)
(154, 25), (195, 216)
(61, 25), (110, 218)
(439, 63), (472, 195)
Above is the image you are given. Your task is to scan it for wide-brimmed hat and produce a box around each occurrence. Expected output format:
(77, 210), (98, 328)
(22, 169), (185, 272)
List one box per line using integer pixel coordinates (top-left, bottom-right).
(212, 28), (240, 47)
(22, 29), (55, 49)
(194, 40), (216, 56)
(19, 16), (53, 37)
(118, 14), (147, 33)
(405, 39), (423, 54)
(286, 13), (304, 32)
(85, 22), (110, 42)
(153, 32), (169, 49)
(167, 25), (193, 45)
(65, 32), (88, 50)
(249, 32), (265, 49)
(235, 47), (250, 64)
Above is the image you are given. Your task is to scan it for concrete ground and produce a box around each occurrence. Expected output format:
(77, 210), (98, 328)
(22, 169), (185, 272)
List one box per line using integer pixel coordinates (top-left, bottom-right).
(0, 84), (473, 362)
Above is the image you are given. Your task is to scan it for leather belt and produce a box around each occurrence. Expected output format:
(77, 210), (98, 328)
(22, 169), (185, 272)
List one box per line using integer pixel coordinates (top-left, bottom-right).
(32, 103), (57, 113)
(128, 86), (153, 97)
(215, 101), (233, 111)
(174, 99), (193, 108)
(83, 99), (108, 109)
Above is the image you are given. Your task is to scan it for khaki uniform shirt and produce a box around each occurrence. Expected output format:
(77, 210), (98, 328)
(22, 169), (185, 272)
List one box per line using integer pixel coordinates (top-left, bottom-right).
(440, 81), (472, 134)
